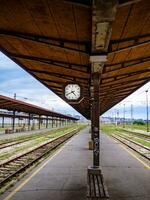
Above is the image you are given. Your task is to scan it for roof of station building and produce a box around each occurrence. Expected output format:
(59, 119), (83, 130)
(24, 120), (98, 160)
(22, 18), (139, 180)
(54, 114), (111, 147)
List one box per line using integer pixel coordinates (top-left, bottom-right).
(0, 0), (149, 119)
(0, 95), (78, 120)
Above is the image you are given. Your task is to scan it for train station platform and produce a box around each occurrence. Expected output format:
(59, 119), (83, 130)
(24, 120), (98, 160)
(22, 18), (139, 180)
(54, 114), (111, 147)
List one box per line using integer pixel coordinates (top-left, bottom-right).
(0, 127), (150, 200)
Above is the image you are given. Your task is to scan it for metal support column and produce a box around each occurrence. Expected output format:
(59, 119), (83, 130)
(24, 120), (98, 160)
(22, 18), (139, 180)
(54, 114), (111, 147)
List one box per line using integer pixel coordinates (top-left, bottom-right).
(28, 113), (31, 131)
(12, 110), (16, 132)
(52, 116), (54, 128)
(59, 118), (61, 127)
(38, 115), (41, 129)
(91, 67), (101, 166)
(2, 116), (4, 128)
(46, 116), (48, 128)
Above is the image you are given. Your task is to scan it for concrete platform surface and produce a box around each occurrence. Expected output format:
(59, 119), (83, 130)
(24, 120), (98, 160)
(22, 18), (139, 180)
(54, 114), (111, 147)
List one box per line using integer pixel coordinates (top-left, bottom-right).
(0, 128), (150, 200)
(0, 127), (91, 200)
(101, 134), (150, 200)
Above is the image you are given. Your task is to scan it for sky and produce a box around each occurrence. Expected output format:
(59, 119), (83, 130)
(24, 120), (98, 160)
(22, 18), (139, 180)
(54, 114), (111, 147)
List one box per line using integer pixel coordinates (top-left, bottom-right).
(0, 52), (79, 116)
(0, 52), (149, 119)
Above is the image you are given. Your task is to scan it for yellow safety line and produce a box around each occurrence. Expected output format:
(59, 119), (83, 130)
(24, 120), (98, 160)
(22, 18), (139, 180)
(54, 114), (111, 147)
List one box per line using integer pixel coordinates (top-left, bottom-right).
(3, 139), (72, 200)
(119, 144), (150, 169)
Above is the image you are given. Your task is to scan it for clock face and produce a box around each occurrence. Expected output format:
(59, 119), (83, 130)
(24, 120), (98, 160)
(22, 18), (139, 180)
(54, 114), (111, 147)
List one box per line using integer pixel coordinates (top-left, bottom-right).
(65, 84), (81, 100)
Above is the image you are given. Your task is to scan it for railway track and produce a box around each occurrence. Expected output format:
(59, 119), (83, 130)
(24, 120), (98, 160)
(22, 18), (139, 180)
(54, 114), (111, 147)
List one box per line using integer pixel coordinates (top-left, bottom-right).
(112, 134), (150, 161)
(0, 139), (31, 150)
(0, 128), (79, 188)
(0, 126), (74, 150)
(123, 129), (150, 141)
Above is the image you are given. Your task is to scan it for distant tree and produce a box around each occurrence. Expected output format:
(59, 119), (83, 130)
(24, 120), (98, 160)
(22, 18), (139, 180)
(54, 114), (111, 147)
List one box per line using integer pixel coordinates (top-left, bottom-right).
(133, 119), (145, 125)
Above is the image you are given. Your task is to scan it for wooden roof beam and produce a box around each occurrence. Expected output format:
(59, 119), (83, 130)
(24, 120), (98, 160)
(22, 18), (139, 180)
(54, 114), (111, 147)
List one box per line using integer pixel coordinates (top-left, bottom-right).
(100, 79), (149, 115)
(106, 56), (150, 69)
(101, 76), (150, 88)
(29, 69), (89, 80)
(102, 62), (150, 79)
(0, 29), (90, 54)
(118, 0), (142, 7)
(101, 79), (144, 90)
(9, 53), (89, 70)
(64, 0), (141, 8)
(100, 84), (141, 95)
(101, 71), (150, 86)
(41, 78), (89, 87)
(110, 33), (150, 44)
(109, 39), (150, 54)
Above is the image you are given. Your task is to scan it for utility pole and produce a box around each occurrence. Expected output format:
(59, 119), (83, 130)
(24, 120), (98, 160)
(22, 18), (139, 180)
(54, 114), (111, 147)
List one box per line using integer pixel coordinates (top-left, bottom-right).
(145, 90), (149, 132)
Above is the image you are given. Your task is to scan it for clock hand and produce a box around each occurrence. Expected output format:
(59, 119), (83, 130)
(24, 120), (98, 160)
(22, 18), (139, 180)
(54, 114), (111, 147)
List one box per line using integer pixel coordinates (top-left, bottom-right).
(66, 91), (73, 96)
(72, 91), (76, 96)
(66, 90), (75, 96)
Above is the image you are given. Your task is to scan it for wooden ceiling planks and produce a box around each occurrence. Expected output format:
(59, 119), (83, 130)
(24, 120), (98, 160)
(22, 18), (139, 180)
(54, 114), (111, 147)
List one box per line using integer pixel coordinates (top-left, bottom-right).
(0, 0), (149, 119)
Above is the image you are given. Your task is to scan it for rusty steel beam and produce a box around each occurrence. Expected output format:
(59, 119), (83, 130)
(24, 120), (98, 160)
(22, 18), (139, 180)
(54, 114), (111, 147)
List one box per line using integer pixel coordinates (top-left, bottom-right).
(0, 29), (90, 54)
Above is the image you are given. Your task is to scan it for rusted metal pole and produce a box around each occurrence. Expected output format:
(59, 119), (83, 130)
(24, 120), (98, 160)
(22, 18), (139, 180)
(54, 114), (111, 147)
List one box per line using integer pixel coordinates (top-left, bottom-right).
(52, 116), (54, 128)
(2, 116), (4, 128)
(28, 113), (31, 131)
(12, 110), (16, 132)
(92, 72), (100, 166)
(38, 115), (41, 129)
(46, 116), (48, 128)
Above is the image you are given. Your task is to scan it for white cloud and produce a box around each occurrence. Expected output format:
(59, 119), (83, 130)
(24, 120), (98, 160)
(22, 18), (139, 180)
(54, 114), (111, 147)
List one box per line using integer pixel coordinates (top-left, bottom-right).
(103, 82), (150, 119)
(0, 52), (18, 70)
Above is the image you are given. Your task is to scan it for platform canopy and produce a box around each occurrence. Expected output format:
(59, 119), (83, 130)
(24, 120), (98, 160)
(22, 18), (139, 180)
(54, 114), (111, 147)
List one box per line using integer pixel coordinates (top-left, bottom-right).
(0, 95), (77, 120)
(0, 0), (149, 119)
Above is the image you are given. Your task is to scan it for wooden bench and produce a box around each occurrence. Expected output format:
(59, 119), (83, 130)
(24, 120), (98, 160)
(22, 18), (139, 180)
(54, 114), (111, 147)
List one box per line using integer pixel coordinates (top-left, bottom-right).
(15, 128), (22, 133)
(87, 166), (109, 200)
(5, 129), (13, 134)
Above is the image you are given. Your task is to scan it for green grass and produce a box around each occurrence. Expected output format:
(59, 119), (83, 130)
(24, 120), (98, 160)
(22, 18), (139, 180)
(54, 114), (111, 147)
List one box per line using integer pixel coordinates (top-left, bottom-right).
(101, 123), (150, 148)
(119, 123), (150, 132)
(0, 124), (87, 162)
(0, 125), (75, 144)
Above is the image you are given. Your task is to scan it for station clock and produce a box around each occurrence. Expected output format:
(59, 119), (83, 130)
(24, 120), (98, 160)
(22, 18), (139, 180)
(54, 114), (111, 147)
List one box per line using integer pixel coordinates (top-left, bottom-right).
(64, 83), (82, 103)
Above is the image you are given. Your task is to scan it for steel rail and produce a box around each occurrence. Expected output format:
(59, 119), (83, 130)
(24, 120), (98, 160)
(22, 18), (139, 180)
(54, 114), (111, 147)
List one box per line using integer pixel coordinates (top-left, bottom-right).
(0, 128), (81, 188)
(112, 134), (150, 161)
(0, 138), (32, 150)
